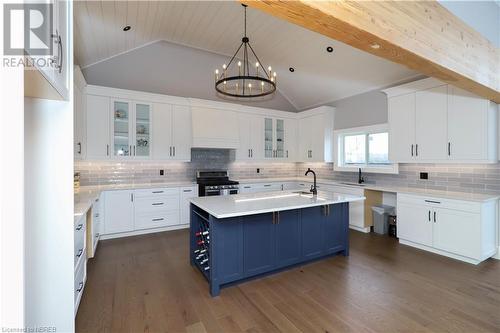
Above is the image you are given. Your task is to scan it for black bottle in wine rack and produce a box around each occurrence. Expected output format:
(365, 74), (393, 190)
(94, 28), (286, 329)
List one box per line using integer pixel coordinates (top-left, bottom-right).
(193, 217), (210, 272)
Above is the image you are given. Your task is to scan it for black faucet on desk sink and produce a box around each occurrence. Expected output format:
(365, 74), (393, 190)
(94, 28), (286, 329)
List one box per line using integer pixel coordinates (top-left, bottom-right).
(305, 168), (317, 195)
(358, 168), (365, 184)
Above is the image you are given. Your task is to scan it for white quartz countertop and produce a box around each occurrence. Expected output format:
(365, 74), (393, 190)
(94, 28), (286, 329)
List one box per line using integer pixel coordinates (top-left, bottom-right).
(73, 181), (197, 223)
(235, 177), (499, 203)
(190, 190), (366, 219)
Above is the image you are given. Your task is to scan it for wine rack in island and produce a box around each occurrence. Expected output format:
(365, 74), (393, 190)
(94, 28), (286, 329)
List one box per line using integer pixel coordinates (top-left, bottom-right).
(193, 216), (210, 273)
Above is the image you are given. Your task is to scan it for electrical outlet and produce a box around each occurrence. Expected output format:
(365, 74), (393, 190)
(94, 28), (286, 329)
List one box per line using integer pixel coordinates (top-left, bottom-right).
(256, 168), (260, 174)
(159, 169), (164, 176)
(420, 172), (428, 180)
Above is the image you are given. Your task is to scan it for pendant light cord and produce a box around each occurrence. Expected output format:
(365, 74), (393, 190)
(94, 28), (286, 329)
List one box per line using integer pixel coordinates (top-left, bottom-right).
(244, 4), (247, 37)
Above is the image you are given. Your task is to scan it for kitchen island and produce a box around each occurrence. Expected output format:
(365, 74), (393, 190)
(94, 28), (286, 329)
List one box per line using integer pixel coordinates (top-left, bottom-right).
(190, 190), (365, 296)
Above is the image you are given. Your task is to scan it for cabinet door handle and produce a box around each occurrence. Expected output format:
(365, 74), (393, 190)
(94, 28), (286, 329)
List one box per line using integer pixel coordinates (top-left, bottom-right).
(248, 149), (251, 158)
(76, 249), (83, 258)
(433, 211), (436, 223)
(76, 282), (84, 292)
(131, 193), (134, 202)
(169, 146), (172, 156)
(272, 212), (275, 224)
(133, 145), (136, 156)
(51, 31), (63, 73)
(424, 200), (441, 204)
(428, 210), (431, 222)
(77, 142), (82, 154)
(251, 149), (253, 157)
(183, 189), (192, 193)
(277, 211), (280, 224)
(106, 144), (109, 156)
(448, 142), (451, 156)
(173, 146), (175, 156)
(152, 218), (164, 222)
(76, 224), (83, 231)
(415, 144), (418, 156)
(286, 150), (288, 158)
(152, 190), (164, 194)
(129, 145), (132, 156)
(411, 144), (414, 157)
(152, 202), (164, 206)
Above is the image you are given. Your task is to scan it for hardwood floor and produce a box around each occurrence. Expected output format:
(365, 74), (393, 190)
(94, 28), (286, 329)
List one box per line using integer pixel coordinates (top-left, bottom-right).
(76, 230), (500, 333)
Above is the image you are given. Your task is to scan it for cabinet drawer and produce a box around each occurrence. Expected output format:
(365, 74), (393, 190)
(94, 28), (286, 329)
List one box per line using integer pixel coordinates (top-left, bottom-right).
(134, 195), (179, 213)
(134, 187), (179, 199)
(74, 217), (86, 268)
(74, 258), (86, 309)
(397, 193), (480, 213)
(135, 210), (180, 230)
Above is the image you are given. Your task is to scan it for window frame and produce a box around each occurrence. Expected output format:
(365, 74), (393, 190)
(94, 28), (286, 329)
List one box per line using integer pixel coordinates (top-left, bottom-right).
(334, 124), (398, 174)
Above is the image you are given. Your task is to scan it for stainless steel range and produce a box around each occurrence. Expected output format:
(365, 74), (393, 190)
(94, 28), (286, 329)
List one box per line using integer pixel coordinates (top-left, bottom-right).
(196, 171), (239, 197)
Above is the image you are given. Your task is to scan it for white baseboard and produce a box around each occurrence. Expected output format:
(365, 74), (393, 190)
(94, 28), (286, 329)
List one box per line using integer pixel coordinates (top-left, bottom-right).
(349, 225), (370, 233)
(100, 224), (189, 240)
(398, 239), (495, 265)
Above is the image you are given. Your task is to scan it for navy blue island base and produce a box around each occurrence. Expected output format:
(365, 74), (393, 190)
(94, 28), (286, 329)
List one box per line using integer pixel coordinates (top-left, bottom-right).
(190, 202), (350, 296)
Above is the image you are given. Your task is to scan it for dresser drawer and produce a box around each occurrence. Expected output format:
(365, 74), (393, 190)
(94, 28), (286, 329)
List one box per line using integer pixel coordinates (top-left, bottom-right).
(74, 217), (86, 268)
(134, 195), (179, 214)
(135, 210), (180, 230)
(134, 187), (179, 199)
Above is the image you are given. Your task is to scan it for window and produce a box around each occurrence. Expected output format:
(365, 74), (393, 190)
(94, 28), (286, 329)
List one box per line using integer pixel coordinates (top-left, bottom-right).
(334, 124), (398, 174)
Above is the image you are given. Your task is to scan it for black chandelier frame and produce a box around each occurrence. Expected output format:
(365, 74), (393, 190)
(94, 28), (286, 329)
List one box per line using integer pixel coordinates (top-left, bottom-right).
(214, 4), (276, 99)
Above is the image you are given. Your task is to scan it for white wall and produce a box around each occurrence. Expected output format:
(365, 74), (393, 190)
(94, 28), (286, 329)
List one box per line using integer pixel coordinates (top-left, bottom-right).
(439, 0), (499, 47)
(24, 97), (74, 332)
(328, 89), (388, 130)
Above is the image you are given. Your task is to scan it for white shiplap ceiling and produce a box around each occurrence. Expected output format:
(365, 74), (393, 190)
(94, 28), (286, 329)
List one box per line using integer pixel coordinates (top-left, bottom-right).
(74, 1), (419, 110)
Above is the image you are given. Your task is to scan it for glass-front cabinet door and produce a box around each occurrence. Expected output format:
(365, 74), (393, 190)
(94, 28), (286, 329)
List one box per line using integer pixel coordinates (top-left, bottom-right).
(264, 118), (274, 158)
(275, 119), (284, 158)
(264, 118), (285, 159)
(112, 100), (131, 157)
(134, 103), (151, 158)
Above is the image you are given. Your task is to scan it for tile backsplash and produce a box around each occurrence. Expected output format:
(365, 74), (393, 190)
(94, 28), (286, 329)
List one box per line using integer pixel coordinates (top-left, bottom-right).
(75, 149), (500, 195)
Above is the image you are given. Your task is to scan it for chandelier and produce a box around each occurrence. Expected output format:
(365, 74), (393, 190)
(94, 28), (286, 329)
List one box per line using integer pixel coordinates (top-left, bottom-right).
(214, 4), (276, 99)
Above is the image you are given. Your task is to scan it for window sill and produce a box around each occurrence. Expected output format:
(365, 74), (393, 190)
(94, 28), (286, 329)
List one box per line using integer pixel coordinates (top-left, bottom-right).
(334, 164), (399, 175)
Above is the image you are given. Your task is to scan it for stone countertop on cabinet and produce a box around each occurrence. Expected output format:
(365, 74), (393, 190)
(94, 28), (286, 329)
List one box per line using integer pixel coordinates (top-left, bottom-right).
(190, 190), (366, 219)
(73, 181), (197, 224)
(234, 177), (500, 203)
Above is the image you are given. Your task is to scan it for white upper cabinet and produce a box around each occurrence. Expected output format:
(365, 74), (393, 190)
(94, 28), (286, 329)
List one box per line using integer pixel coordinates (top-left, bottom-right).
(415, 85), (448, 160)
(297, 106), (335, 162)
(388, 93), (415, 161)
(191, 106), (239, 149)
(264, 117), (290, 159)
(152, 103), (191, 161)
(384, 78), (498, 163)
(86, 95), (110, 160)
(171, 105), (192, 161)
(447, 86), (498, 161)
(237, 113), (264, 160)
(25, 0), (71, 100)
(283, 118), (297, 161)
(74, 66), (86, 160)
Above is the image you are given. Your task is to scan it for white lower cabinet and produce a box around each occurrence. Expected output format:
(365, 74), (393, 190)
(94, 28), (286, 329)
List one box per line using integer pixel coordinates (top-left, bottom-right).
(397, 193), (497, 264)
(74, 214), (87, 315)
(104, 190), (135, 234)
(181, 186), (199, 224)
(102, 186), (198, 238)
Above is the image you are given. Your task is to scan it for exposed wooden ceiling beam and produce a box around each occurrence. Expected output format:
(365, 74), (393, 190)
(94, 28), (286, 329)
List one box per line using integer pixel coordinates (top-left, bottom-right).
(242, 0), (500, 103)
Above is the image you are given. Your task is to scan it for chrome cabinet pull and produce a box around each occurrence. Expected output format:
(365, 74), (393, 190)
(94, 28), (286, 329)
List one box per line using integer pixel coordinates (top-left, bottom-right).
(76, 282), (83, 292)
(76, 224), (83, 231)
(50, 31), (63, 73)
(425, 200), (441, 204)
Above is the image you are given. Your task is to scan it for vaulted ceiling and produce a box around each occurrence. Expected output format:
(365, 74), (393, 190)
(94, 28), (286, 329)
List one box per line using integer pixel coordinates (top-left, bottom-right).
(74, 1), (419, 111)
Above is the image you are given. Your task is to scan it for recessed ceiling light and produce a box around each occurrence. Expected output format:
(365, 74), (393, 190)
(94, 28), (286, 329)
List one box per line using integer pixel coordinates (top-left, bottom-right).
(326, 46), (334, 53)
(370, 43), (381, 49)
(289, 67), (295, 72)
(123, 25), (131, 32)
